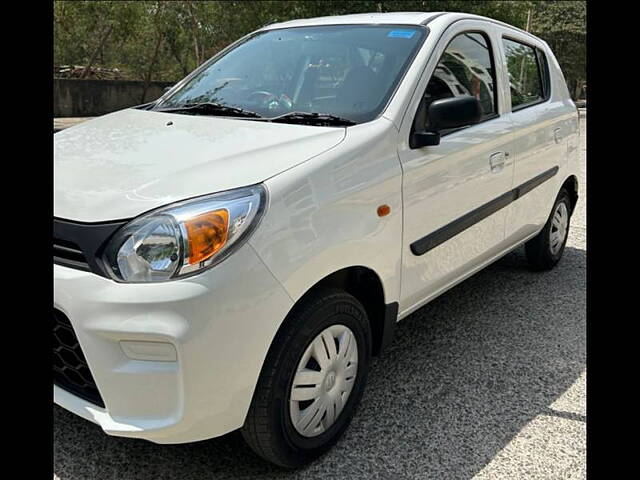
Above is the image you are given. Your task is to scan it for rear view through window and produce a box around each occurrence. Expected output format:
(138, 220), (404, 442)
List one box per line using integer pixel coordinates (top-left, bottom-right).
(156, 25), (427, 124)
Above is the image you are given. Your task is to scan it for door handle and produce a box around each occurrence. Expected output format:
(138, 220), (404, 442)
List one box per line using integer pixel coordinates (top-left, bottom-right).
(489, 152), (506, 173)
(553, 128), (561, 144)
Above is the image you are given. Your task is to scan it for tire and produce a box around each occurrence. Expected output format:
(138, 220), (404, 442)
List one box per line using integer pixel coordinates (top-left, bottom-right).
(241, 288), (372, 468)
(525, 188), (572, 271)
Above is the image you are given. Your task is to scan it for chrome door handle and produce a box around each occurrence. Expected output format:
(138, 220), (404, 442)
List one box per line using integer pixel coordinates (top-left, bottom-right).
(553, 128), (561, 144)
(489, 152), (505, 173)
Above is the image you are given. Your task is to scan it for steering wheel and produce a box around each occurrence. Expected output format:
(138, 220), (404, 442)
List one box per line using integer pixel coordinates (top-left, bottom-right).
(247, 90), (281, 109)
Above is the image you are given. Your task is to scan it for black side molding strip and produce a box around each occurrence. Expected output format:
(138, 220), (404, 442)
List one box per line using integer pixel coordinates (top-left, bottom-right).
(410, 191), (514, 256)
(410, 166), (559, 256)
(515, 166), (559, 199)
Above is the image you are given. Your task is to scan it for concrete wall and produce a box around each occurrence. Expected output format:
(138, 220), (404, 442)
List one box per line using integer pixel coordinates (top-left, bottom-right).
(54, 79), (175, 117)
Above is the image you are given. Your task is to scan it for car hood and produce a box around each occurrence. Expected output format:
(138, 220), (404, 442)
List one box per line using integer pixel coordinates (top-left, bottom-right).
(54, 108), (346, 222)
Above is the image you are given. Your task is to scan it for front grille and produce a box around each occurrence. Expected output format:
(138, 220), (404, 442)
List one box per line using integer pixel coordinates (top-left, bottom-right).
(53, 237), (90, 271)
(53, 309), (105, 407)
(53, 217), (127, 277)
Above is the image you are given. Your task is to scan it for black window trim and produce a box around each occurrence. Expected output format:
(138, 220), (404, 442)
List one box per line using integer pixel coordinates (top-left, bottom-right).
(409, 28), (501, 146)
(536, 47), (552, 100)
(501, 34), (552, 113)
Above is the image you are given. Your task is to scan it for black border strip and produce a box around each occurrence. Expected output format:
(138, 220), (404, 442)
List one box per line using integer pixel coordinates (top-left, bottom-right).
(410, 166), (559, 256)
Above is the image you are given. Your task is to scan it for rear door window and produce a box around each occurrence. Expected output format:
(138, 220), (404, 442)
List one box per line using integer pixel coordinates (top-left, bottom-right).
(502, 38), (546, 110)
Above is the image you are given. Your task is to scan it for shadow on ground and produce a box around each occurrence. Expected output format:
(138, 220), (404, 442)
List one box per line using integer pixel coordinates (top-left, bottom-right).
(54, 244), (585, 480)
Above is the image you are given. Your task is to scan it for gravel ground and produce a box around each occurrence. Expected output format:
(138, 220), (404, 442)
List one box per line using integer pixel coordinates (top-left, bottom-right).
(54, 117), (586, 480)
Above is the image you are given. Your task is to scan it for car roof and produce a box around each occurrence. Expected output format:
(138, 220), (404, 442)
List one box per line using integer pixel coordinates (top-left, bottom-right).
(260, 11), (542, 45)
(261, 11), (448, 30)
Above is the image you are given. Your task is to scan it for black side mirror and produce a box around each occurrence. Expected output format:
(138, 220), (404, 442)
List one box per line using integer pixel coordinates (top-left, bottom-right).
(411, 96), (483, 148)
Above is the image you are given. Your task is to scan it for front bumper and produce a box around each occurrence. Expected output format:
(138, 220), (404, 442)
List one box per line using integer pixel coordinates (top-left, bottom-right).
(53, 243), (293, 444)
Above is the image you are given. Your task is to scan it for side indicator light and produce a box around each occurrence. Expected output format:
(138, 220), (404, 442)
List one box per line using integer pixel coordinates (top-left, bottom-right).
(377, 205), (391, 217)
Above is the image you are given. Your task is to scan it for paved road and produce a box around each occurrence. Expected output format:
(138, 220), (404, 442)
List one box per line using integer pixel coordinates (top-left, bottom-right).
(54, 118), (586, 480)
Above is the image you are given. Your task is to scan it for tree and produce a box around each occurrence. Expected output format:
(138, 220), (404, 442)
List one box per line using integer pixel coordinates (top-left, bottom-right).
(54, 1), (142, 74)
(528, 1), (586, 98)
(54, 0), (586, 97)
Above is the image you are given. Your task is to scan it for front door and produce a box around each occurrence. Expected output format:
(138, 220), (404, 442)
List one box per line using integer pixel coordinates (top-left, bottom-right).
(398, 22), (515, 316)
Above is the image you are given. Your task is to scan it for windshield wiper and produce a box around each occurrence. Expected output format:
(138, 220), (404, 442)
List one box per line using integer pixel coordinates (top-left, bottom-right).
(155, 104), (355, 126)
(156, 102), (262, 119)
(269, 111), (356, 127)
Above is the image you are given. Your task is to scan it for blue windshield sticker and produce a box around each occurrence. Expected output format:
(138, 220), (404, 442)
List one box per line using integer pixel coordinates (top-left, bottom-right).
(388, 30), (416, 39)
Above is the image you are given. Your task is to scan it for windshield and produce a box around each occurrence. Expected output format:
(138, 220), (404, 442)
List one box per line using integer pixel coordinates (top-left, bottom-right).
(155, 25), (428, 124)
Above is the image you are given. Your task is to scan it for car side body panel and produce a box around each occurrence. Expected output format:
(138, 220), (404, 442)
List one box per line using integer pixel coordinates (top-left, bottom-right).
(493, 26), (580, 247)
(250, 15), (579, 321)
(249, 117), (404, 306)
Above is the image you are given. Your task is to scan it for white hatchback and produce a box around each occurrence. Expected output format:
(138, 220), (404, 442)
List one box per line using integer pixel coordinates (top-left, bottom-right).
(54, 11), (579, 468)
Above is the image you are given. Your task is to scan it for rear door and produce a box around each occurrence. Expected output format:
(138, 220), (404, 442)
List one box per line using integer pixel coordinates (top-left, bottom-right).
(397, 20), (515, 316)
(495, 28), (574, 244)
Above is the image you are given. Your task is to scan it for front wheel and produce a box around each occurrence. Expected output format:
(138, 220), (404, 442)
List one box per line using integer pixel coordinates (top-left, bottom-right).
(525, 188), (572, 271)
(241, 288), (372, 468)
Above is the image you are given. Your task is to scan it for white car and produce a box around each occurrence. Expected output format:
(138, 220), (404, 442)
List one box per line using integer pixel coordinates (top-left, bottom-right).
(54, 12), (579, 468)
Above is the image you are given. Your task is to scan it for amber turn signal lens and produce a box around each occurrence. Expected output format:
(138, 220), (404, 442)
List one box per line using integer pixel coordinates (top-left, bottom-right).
(377, 204), (391, 217)
(184, 209), (229, 265)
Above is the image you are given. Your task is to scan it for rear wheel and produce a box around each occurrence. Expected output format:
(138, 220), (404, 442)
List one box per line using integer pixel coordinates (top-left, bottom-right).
(241, 288), (371, 468)
(525, 188), (572, 270)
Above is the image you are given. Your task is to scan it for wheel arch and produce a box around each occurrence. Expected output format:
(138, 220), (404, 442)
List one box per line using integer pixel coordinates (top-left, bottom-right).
(282, 266), (397, 357)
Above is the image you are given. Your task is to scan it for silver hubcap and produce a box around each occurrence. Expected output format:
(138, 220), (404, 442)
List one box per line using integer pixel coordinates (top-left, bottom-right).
(549, 202), (569, 255)
(289, 325), (358, 437)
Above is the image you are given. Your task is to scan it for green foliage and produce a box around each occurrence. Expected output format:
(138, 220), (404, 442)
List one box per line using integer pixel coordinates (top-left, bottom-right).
(54, 0), (586, 97)
(54, 1), (143, 74)
(529, 1), (586, 97)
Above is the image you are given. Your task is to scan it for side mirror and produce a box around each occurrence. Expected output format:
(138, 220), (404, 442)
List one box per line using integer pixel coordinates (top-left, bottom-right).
(411, 131), (441, 147)
(411, 96), (483, 148)
(163, 85), (175, 93)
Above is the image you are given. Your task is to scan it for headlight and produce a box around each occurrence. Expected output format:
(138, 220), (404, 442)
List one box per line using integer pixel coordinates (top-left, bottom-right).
(103, 184), (266, 283)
